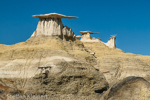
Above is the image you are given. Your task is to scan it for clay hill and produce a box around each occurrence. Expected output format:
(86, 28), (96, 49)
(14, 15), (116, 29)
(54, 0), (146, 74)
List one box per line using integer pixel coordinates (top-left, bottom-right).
(0, 13), (150, 100)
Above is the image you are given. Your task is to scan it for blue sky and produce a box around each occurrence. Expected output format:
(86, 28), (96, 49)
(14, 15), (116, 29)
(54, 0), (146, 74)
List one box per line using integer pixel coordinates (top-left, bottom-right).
(0, 0), (150, 55)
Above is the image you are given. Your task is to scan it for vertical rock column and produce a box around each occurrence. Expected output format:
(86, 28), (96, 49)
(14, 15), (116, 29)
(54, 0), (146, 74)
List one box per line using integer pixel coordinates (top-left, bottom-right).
(32, 18), (63, 37)
(105, 35), (116, 48)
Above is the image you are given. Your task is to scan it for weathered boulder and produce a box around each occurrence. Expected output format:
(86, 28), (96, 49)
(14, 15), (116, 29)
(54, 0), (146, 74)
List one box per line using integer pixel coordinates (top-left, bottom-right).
(105, 76), (150, 100)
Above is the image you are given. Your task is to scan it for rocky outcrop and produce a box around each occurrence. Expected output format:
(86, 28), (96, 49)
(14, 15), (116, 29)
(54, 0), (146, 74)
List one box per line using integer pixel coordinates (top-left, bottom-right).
(0, 36), (106, 99)
(24, 60), (109, 99)
(31, 13), (78, 41)
(62, 25), (75, 40)
(0, 36), (94, 78)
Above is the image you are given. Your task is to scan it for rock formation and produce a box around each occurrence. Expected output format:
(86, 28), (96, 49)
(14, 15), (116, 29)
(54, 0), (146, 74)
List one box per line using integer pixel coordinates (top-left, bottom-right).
(31, 13), (78, 40)
(105, 35), (116, 48)
(25, 60), (109, 98)
(79, 31), (117, 49)
(80, 31), (101, 43)
(105, 76), (150, 100)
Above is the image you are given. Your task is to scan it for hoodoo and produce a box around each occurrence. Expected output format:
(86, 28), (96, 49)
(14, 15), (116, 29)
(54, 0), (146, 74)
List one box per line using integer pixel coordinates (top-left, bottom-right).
(105, 35), (116, 48)
(31, 13), (78, 40)
(80, 31), (101, 42)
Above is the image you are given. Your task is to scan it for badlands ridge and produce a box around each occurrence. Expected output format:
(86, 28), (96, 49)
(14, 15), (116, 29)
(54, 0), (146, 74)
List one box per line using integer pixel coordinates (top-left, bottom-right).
(0, 13), (150, 100)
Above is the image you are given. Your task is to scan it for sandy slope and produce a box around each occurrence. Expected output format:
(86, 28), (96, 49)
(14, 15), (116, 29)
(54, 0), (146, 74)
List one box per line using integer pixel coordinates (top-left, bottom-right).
(0, 36), (95, 79)
(83, 42), (150, 84)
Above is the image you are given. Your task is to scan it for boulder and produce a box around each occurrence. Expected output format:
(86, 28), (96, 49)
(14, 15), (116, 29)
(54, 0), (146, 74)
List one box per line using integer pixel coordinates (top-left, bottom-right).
(105, 76), (150, 100)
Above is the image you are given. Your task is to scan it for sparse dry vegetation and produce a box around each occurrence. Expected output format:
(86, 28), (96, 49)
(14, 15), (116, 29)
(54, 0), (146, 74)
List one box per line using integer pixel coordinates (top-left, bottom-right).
(0, 36), (150, 100)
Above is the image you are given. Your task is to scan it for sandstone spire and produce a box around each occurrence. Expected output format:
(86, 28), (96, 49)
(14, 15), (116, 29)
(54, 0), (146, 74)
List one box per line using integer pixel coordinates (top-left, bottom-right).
(31, 13), (78, 40)
(105, 35), (116, 48)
